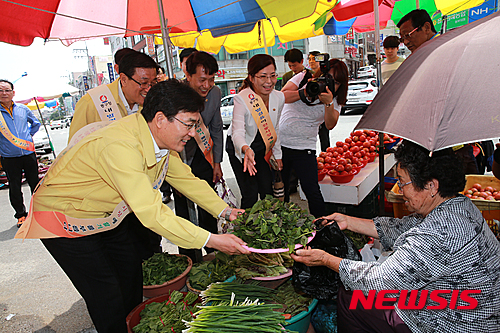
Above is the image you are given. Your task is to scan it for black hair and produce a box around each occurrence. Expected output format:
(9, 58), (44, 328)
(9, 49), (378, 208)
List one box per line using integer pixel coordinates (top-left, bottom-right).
(118, 52), (159, 77)
(394, 140), (465, 198)
(397, 9), (437, 34)
(141, 79), (204, 122)
(114, 48), (137, 65)
(240, 54), (276, 92)
(383, 36), (400, 48)
(329, 59), (349, 105)
(284, 49), (303, 63)
(157, 66), (165, 75)
(179, 48), (198, 63)
(309, 50), (321, 57)
(185, 51), (219, 76)
(0, 79), (13, 90)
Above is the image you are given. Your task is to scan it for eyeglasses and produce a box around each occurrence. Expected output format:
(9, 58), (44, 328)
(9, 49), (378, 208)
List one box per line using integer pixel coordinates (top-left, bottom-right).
(397, 179), (412, 193)
(399, 26), (421, 43)
(126, 75), (158, 89)
(254, 73), (278, 81)
(0, 89), (13, 93)
(173, 116), (198, 130)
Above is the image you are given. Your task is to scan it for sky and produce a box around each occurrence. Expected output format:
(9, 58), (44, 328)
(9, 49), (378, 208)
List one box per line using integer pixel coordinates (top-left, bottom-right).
(0, 37), (112, 93)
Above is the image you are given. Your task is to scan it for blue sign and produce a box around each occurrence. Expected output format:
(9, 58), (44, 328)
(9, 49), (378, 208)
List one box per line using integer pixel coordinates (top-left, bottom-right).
(83, 76), (89, 91)
(107, 63), (115, 82)
(469, 0), (496, 23)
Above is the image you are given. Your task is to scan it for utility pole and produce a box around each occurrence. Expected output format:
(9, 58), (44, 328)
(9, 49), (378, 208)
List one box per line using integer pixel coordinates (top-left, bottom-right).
(73, 43), (96, 89)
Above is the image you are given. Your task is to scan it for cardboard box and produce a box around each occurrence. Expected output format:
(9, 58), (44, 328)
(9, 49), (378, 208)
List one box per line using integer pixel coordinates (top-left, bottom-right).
(463, 175), (500, 210)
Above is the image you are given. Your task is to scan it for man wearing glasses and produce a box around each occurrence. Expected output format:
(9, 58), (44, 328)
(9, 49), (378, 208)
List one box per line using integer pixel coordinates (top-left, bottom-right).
(69, 51), (159, 140)
(173, 51), (224, 262)
(397, 9), (438, 53)
(0, 79), (40, 228)
(69, 51), (162, 261)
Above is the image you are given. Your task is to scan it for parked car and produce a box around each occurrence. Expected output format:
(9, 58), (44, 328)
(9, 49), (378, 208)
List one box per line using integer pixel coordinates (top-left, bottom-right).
(50, 119), (64, 130)
(357, 65), (376, 78)
(220, 94), (236, 128)
(33, 130), (52, 154)
(341, 78), (378, 115)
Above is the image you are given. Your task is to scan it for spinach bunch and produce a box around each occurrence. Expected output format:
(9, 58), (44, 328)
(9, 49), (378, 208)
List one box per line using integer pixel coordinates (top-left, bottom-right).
(188, 252), (236, 291)
(143, 253), (188, 286)
(231, 195), (315, 252)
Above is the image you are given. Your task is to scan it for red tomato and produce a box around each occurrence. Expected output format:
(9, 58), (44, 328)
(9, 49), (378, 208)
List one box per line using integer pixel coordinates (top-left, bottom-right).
(355, 142), (364, 147)
(326, 152), (333, 158)
(344, 151), (353, 159)
(317, 157), (325, 163)
(332, 151), (339, 158)
(354, 130), (363, 137)
(465, 194), (473, 198)
(338, 158), (347, 166)
(362, 141), (371, 148)
(319, 152), (327, 158)
(326, 147), (335, 153)
(345, 164), (353, 172)
(369, 146), (376, 152)
(485, 186), (495, 193)
(341, 171), (349, 175)
(369, 131), (377, 137)
(350, 146), (360, 153)
(359, 135), (367, 142)
(336, 164), (345, 172)
(473, 183), (482, 191)
(359, 150), (366, 157)
(317, 162), (324, 170)
(324, 156), (332, 164)
(352, 157), (359, 164)
(494, 193), (500, 200)
(342, 144), (349, 152)
(352, 136), (359, 142)
(345, 158), (352, 164)
(345, 137), (352, 144)
(336, 141), (344, 147)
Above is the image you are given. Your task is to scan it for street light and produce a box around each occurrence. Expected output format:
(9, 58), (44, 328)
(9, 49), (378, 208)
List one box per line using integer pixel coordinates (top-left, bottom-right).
(12, 72), (28, 84)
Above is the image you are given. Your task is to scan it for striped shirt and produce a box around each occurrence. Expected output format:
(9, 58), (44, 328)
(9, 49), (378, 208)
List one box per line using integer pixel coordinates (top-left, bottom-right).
(339, 195), (500, 333)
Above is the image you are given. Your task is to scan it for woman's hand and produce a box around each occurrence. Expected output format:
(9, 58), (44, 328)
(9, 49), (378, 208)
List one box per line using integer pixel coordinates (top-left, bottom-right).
(291, 247), (328, 266)
(318, 86), (334, 106)
(206, 233), (250, 255)
(243, 146), (257, 176)
(276, 159), (283, 171)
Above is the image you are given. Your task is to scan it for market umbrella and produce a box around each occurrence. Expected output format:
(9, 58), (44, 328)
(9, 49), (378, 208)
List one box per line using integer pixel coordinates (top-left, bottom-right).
(322, 0), (486, 33)
(0, 0), (336, 53)
(354, 11), (500, 152)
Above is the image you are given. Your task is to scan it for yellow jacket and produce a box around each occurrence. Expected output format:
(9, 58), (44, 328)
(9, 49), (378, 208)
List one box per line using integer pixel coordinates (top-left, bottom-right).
(34, 113), (227, 248)
(69, 79), (142, 140)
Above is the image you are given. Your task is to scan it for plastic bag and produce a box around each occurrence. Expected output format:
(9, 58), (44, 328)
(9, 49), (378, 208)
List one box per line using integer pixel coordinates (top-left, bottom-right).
(292, 220), (361, 300)
(214, 177), (238, 233)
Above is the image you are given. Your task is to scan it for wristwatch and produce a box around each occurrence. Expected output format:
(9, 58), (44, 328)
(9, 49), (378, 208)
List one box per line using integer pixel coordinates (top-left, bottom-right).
(224, 208), (233, 221)
(326, 100), (334, 107)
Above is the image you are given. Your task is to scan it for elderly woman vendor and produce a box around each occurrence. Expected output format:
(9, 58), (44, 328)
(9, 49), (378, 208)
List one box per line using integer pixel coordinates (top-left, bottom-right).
(292, 141), (500, 333)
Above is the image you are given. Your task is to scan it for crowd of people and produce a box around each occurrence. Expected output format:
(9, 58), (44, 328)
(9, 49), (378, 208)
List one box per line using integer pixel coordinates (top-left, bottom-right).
(2, 7), (499, 333)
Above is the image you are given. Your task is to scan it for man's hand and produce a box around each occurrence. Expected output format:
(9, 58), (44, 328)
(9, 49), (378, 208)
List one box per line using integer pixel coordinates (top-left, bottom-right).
(206, 233), (250, 255)
(213, 163), (223, 184)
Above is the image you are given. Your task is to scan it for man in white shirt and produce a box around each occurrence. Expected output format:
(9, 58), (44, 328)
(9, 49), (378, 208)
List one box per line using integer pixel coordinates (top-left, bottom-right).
(381, 36), (404, 84)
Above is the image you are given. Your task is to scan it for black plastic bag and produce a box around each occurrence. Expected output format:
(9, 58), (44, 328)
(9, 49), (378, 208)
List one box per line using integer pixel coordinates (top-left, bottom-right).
(292, 220), (361, 300)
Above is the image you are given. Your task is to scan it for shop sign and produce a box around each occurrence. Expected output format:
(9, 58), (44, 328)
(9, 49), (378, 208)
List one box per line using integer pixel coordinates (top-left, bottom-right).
(346, 28), (354, 40)
(146, 36), (155, 56)
(215, 68), (247, 81)
(107, 63), (115, 82)
(230, 89), (236, 94)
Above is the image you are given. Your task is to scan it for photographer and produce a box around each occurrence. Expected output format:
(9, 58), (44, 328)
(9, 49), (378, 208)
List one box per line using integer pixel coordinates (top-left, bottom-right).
(279, 57), (348, 217)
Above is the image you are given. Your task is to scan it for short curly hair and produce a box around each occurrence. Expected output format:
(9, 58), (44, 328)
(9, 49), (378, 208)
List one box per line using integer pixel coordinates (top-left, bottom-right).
(394, 141), (466, 198)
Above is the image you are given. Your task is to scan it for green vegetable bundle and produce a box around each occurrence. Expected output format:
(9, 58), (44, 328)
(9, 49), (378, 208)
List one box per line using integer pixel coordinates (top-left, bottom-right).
(132, 291), (199, 333)
(188, 252), (236, 291)
(275, 280), (313, 317)
(143, 253), (189, 286)
(184, 297), (295, 333)
(200, 281), (277, 305)
(233, 253), (290, 279)
(231, 195), (315, 252)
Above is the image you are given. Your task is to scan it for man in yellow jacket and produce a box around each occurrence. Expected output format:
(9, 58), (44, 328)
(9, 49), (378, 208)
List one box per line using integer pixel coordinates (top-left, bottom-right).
(68, 51), (158, 140)
(16, 80), (250, 332)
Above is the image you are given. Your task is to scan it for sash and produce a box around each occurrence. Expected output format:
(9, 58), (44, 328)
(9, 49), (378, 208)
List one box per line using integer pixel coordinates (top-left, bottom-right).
(241, 91), (277, 164)
(15, 122), (169, 239)
(0, 109), (35, 152)
(193, 118), (214, 168)
(87, 84), (122, 122)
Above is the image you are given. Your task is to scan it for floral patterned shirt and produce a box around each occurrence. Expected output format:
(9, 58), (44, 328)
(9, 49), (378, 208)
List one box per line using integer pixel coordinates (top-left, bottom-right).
(339, 195), (500, 333)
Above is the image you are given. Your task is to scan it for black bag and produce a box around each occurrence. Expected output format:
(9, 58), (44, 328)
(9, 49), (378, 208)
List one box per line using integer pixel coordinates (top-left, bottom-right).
(292, 220), (361, 300)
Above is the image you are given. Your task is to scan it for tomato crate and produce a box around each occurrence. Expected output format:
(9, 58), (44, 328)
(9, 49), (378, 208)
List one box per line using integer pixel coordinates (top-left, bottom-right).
(325, 186), (379, 219)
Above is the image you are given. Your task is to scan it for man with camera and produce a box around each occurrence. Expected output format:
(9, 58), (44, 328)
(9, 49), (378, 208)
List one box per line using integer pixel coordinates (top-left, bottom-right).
(279, 54), (349, 218)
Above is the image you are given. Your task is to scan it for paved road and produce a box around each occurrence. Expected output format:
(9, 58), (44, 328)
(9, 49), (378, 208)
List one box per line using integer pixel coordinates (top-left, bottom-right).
(0, 115), (362, 332)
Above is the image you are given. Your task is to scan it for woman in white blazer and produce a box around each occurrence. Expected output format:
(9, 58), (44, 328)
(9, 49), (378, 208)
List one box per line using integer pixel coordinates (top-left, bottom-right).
(226, 54), (285, 209)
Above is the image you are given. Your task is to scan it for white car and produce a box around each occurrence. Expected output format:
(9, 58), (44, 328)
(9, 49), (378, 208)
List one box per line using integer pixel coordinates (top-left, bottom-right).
(32, 130), (52, 154)
(220, 94), (236, 128)
(50, 120), (64, 130)
(341, 78), (378, 115)
(357, 65), (376, 78)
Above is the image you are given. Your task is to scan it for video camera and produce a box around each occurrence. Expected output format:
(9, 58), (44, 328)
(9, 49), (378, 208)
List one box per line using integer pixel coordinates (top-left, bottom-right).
(300, 53), (336, 106)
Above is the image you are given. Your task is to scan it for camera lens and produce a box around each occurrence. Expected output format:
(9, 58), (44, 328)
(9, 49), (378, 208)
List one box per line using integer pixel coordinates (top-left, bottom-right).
(306, 81), (321, 98)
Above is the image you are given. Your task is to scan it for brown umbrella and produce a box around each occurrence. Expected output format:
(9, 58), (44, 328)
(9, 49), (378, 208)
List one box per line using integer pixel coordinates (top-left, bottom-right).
(355, 11), (500, 152)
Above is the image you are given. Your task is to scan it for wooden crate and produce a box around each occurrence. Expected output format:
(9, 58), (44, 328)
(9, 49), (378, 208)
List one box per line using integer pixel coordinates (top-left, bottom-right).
(385, 183), (411, 218)
(463, 175), (500, 210)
